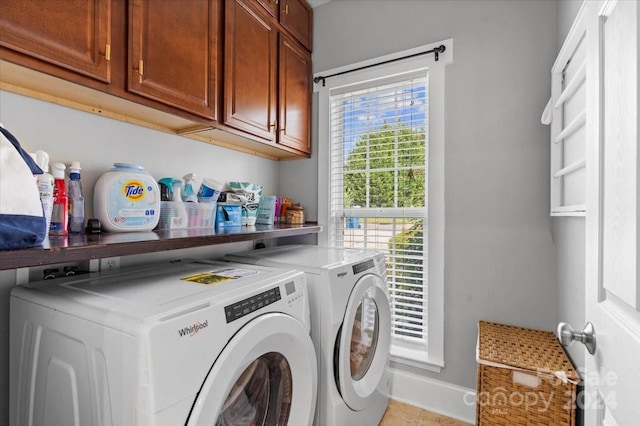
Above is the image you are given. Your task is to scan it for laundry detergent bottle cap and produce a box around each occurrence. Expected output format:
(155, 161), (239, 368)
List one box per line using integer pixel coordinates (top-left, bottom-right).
(52, 162), (66, 179)
(69, 160), (82, 177)
(93, 163), (160, 232)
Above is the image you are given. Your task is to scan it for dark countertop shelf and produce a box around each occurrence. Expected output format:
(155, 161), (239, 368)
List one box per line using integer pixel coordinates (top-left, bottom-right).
(0, 223), (322, 271)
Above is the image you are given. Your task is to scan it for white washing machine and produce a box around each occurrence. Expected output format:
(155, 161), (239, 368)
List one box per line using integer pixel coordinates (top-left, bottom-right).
(225, 245), (391, 426)
(10, 259), (317, 426)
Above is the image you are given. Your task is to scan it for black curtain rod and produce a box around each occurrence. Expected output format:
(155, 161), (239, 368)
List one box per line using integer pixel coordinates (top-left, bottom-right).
(313, 45), (446, 87)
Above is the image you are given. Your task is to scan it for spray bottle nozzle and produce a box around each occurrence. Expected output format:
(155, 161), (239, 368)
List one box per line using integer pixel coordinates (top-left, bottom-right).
(158, 177), (174, 202)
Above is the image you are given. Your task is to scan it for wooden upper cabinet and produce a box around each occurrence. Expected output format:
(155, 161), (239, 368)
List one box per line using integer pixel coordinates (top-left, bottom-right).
(0, 0), (310, 159)
(280, 0), (312, 51)
(254, 0), (312, 51)
(224, 0), (278, 142)
(279, 35), (311, 154)
(224, 0), (311, 155)
(0, 0), (112, 82)
(128, 0), (220, 120)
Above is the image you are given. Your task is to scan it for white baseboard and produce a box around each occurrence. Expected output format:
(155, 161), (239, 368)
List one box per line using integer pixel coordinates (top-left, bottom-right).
(388, 367), (476, 424)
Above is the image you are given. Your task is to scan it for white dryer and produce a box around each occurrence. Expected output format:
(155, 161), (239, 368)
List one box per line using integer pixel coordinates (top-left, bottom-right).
(10, 259), (317, 426)
(225, 245), (391, 426)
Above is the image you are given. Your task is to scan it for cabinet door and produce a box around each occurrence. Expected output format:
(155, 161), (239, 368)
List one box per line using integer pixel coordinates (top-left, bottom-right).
(224, 0), (278, 142)
(128, 0), (219, 119)
(0, 0), (112, 82)
(256, 0), (279, 19)
(280, 0), (312, 51)
(278, 35), (311, 154)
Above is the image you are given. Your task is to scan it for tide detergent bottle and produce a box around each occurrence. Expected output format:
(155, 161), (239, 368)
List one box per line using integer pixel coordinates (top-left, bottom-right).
(93, 163), (160, 232)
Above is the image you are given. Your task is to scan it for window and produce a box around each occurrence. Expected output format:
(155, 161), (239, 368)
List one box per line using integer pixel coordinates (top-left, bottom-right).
(330, 75), (428, 341)
(316, 41), (451, 370)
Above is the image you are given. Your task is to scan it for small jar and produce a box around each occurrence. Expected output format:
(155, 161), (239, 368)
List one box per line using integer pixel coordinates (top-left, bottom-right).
(286, 204), (304, 224)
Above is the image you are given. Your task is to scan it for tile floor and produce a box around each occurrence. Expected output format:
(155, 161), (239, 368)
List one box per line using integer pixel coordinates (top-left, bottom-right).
(379, 399), (472, 426)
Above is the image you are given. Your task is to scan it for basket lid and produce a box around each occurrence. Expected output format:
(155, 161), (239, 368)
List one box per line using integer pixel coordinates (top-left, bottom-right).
(477, 321), (580, 382)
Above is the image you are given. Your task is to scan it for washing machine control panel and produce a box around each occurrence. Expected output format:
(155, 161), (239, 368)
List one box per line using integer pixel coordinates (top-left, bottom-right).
(352, 259), (375, 275)
(224, 287), (281, 323)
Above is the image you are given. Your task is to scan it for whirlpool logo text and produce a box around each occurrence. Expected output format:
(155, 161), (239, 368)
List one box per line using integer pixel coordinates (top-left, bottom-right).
(178, 320), (209, 337)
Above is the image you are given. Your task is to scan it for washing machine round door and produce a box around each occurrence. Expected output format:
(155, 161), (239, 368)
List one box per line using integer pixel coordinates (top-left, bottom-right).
(186, 312), (317, 426)
(336, 273), (391, 411)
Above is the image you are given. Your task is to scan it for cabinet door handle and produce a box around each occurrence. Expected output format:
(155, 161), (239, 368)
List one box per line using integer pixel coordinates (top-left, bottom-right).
(104, 44), (111, 62)
(269, 121), (278, 130)
(134, 59), (144, 76)
(285, 4), (289, 14)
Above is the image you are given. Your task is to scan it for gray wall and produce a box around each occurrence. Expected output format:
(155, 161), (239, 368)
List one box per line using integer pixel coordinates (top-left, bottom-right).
(281, 0), (559, 390)
(554, 0), (586, 371)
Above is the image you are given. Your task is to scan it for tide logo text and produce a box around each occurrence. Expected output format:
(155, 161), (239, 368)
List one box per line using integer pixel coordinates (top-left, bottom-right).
(122, 180), (145, 201)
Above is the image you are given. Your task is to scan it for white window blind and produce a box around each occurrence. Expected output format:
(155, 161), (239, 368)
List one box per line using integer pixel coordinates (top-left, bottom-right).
(329, 72), (429, 347)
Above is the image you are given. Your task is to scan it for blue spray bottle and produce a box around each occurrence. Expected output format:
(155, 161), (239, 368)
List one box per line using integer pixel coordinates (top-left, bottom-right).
(182, 173), (198, 203)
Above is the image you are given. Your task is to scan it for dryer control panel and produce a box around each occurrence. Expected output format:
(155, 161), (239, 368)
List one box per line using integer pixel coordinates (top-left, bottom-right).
(224, 287), (281, 323)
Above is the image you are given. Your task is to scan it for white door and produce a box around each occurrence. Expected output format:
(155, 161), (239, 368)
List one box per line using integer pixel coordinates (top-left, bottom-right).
(187, 313), (317, 426)
(585, 1), (640, 424)
(336, 273), (391, 411)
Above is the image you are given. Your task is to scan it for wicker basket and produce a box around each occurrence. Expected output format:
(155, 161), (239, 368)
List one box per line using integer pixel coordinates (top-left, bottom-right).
(476, 321), (579, 426)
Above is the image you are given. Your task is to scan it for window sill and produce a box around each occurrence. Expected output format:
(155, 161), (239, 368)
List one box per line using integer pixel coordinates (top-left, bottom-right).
(390, 346), (444, 373)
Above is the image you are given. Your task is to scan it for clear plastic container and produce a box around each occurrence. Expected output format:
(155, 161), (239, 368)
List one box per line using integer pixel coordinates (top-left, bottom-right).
(157, 201), (216, 230)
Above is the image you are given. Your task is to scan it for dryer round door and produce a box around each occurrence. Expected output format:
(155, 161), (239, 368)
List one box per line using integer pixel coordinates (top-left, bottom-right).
(186, 312), (317, 426)
(336, 273), (391, 411)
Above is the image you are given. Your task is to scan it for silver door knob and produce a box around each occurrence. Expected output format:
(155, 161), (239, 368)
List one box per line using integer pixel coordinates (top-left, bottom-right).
(557, 321), (596, 355)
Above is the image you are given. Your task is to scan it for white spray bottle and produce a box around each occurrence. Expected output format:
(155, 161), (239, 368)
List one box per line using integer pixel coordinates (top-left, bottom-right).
(171, 179), (188, 229)
(35, 151), (54, 238)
